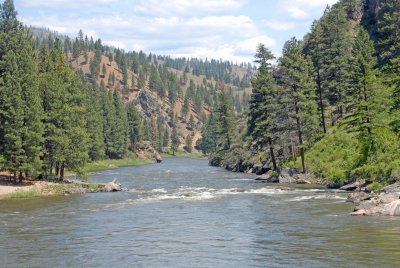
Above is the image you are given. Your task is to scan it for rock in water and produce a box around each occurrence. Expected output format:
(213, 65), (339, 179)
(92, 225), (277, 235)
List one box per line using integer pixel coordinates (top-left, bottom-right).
(104, 179), (122, 192)
(351, 183), (400, 216)
(155, 154), (162, 163)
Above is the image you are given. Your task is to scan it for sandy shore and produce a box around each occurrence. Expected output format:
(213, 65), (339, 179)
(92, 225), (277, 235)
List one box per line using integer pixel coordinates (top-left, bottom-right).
(0, 184), (35, 199)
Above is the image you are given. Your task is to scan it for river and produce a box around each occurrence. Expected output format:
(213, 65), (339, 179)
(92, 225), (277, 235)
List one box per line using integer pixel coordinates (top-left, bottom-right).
(1, 158), (400, 267)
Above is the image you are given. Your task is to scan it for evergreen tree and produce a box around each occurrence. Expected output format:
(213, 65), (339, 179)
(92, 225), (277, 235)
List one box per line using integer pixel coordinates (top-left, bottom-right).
(0, 1), (44, 177)
(182, 93), (190, 118)
(307, 20), (328, 133)
(163, 127), (170, 148)
(376, 0), (400, 105)
(277, 37), (319, 173)
(85, 83), (105, 161)
(347, 28), (384, 144)
(126, 102), (142, 151)
(171, 125), (180, 155)
(39, 40), (89, 179)
(197, 112), (217, 155)
(247, 44), (278, 170)
(215, 89), (235, 151)
(184, 134), (193, 153)
(323, 3), (353, 121)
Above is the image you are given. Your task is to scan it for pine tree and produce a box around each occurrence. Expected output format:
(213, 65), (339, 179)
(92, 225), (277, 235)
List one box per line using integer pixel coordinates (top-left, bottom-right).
(347, 28), (385, 144)
(247, 44), (278, 171)
(184, 134), (193, 153)
(85, 83), (105, 161)
(307, 20), (328, 133)
(215, 89), (235, 151)
(277, 37), (319, 173)
(171, 125), (180, 155)
(126, 102), (142, 151)
(0, 0), (44, 177)
(182, 94), (190, 118)
(323, 3), (353, 121)
(39, 40), (89, 179)
(197, 112), (217, 155)
(163, 127), (170, 148)
(376, 0), (400, 103)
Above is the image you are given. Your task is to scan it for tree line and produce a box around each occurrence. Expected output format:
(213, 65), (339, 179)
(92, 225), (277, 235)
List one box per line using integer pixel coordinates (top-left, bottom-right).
(208, 0), (400, 185)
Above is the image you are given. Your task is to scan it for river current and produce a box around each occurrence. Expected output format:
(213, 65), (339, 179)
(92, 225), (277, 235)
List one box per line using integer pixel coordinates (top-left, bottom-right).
(1, 158), (400, 267)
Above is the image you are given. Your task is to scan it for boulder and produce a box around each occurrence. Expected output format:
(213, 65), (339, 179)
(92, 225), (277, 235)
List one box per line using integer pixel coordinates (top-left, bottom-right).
(255, 170), (279, 183)
(352, 183), (400, 216)
(380, 183), (400, 194)
(155, 154), (162, 163)
(104, 179), (122, 192)
(347, 191), (371, 204)
(255, 170), (311, 184)
(327, 183), (344, 189)
(340, 180), (369, 191)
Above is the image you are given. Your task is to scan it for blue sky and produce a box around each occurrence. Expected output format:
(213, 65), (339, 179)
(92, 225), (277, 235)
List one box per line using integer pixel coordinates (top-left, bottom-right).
(14, 0), (338, 63)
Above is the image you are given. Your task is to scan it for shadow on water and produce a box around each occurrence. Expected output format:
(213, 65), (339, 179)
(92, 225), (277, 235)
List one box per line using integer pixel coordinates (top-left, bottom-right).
(1, 158), (400, 267)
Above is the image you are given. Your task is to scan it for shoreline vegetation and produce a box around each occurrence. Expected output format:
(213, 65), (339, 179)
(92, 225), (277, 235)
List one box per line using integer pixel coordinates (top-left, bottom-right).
(0, 152), (205, 200)
(0, 155), (150, 200)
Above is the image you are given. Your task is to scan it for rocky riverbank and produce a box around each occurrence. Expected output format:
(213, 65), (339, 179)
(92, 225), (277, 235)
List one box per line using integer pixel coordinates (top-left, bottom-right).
(347, 183), (400, 216)
(252, 168), (400, 217)
(0, 177), (122, 200)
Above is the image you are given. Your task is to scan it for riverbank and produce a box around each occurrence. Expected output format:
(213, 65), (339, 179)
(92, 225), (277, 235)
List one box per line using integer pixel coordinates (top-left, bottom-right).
(0, 175), (121, 200)
(84, 157), (152, 173)
(161, 149), (207, 160)
(0, 155), (152, 200)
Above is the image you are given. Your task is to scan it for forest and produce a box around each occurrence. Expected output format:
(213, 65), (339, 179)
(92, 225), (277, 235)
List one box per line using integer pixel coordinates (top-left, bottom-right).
(205, 0), (400, 190)
(0, 0), (251, 180)
(1, 0), (399, 191)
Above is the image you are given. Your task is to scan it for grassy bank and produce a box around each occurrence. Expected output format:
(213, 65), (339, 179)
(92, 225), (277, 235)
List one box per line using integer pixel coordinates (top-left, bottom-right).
(161, 148), (207, 160)
(5, 188), (42, 199)
(84, 157), (152, 173)
(2, 181), (107, 200)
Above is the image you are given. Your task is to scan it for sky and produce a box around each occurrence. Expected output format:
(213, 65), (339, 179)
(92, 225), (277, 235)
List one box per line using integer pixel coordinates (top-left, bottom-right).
(14, 0), (339, 63)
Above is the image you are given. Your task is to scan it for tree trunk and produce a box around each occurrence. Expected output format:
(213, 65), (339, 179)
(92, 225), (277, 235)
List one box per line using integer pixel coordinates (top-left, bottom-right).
(55, 161), (60, 178)
(268, 137), (277, 171)
(295, 104), (306, 174)
(60, 162), (65, 180)
(317, 71), (327, 134)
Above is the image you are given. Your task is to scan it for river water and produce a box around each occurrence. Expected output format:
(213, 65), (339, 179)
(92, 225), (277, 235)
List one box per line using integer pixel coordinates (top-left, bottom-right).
(1, 158), (400, 267)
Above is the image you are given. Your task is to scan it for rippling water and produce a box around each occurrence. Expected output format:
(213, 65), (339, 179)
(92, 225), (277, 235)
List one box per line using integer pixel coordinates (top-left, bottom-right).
(1, 158), (400, 267)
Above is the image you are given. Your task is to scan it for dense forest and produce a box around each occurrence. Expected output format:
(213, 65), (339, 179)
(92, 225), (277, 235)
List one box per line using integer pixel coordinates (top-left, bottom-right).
(206, 0), (400, 189)
(0, 0), (251, 180)
(1, 0), (399, 190)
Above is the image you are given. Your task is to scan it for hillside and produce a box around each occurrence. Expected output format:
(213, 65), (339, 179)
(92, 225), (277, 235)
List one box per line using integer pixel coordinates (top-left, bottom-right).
(208, 0), (400, 190)
(65, 35), (252, 154)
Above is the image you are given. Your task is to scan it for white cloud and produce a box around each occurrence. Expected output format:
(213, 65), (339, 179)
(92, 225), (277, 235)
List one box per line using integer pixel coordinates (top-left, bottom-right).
(236, 36), (276, 54)
(261, 20), (298, 31)
(134, 0), (248, 17)
(20, 11), (275, 63)
(287, 6), (309, 19)
(281, 0), (339, 19)
(21, 0), (115, 8)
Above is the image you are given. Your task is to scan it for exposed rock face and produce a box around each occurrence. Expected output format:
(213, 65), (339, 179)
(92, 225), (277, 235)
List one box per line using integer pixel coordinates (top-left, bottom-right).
(137, 91), (158, 117)
(135, 141), (162, 163)
(351, 183), (400, 216)
(104, 179), (122, 192)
